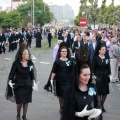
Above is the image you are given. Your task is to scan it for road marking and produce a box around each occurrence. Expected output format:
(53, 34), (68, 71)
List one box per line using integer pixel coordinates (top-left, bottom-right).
(32, 61), (36, 63)
(40, 62), (50, 64)
(4, 58), (12, 60)
(116, 84), (120, 86)
(31, 55), (37, 60)
(119, 88), (120, 90)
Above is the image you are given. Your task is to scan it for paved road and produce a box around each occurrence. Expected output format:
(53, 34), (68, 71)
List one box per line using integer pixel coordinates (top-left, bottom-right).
(0, 39), (120, 120)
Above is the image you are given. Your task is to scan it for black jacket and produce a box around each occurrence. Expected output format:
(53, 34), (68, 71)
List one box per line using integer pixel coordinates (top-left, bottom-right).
(72, 41), (85, 53)
(8, 60), (35, 87)
(47, 32), (52, 40)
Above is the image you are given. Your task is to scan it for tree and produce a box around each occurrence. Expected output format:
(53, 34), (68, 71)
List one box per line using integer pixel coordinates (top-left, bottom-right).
(74, 0), (118, 27)
(16, 0), (53, 26)
(0, 11), (21, 28)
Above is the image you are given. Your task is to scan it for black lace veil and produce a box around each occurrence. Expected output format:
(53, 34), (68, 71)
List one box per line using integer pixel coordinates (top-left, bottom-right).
(61, 49), (89, 120)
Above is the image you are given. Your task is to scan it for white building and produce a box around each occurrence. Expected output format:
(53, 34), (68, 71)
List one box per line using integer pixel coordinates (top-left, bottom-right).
(0, 6), (2, 11)
(12, 0), (27, 10)
(6, 7), (11, 12)
(49, 4), (75, 22)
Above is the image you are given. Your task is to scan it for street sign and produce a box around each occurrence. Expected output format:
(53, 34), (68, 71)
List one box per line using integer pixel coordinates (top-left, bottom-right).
(79, 18), (87, 27)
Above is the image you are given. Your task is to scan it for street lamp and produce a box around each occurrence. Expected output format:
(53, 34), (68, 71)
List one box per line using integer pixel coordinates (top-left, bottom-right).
(32, 0), (34, 28)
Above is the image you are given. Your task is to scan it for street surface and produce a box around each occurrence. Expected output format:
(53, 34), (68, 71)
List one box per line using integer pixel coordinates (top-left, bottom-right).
(0, 39), (120, 120)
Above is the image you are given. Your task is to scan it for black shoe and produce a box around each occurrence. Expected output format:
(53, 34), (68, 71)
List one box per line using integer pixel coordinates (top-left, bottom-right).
(98, 114), (103, 120)
(44, 85), (51, 92)
(16, 115), (21, 120)
(102, 107), (106, 112)
(22, 116), (27, 120)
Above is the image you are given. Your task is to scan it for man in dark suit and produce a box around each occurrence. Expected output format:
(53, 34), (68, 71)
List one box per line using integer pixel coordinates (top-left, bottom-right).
(18, 30), (25, 46)
(36, 29), (42, 48)
(72, 34), (85, 54)
(47, 30), (52, 47)
(88, 36), (98, 69)
(84, 36), (91, 54)
(8, 30), (14, 52)
(0, 30), (6, 54)
(58, 29), (62, 40)
(96, 32), (102, 42)
(26, 30), (32, 47)
(0, 34), (3, 54)
(63, 32), (71, 49)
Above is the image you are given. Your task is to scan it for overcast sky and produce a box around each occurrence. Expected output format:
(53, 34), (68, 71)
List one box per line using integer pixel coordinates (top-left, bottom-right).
(0, 0), (119, 15)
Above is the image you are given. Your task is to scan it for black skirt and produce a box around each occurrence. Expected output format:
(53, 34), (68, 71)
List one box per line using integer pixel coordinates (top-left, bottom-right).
(95, 72), (109, 95)
(14, 86), (32, 104)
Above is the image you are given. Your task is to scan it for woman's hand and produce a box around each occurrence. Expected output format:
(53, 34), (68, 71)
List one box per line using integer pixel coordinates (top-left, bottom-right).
(50, 79), (54, 86)
(8, 80), (15, 88)
(75, 105), (95, 118)
(32, 80), (39, 91)
(75, 112), (78, 117)
(88, 109), (102, 120)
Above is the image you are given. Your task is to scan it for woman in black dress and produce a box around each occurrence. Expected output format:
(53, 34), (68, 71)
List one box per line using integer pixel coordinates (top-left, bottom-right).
(92, 45), (111, 112)
(51, 46), (73, 113)
(62, 64), (102, 120)
(6, 47), (36, 120)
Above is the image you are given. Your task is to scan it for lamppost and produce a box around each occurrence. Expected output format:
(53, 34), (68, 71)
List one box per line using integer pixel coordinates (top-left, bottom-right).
(32, 0), (34, 28)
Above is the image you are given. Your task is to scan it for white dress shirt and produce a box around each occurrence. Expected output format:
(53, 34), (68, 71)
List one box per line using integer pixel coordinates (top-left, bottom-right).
(92, 42), (96, 50)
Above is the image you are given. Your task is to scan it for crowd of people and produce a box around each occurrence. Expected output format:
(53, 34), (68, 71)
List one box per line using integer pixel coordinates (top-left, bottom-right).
(44, 27), (120, 120)
(4, 26), (120, 120)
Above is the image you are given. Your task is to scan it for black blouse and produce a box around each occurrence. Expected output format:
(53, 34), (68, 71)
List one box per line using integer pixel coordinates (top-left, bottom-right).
(75, 85), (98, 120)
(92, 56), (111, 75)
(8, 60), (35, 87)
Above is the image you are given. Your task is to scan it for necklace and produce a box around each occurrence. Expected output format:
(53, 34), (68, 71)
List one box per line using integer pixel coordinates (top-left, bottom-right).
(99, 55), (105, 62)
(83, 96), (86, 99)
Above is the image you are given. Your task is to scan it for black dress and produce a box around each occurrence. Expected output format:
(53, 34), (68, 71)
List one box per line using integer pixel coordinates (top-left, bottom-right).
(8, 60), (35, 104)
(36, 31), (42, 47)
(75, 85), (98, 120)
(92, 56), (111, 95)
(52, 58), (72, 97)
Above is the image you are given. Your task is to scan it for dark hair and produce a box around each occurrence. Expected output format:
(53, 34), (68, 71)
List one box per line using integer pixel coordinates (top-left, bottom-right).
(94, 41), (106, 57)
(15, 43), (31, 62)
(75, 64), (90, 86)
(19, 42), (27, 50)
(17, 48), (28, 61)
(58, 46), (70, 58)
(79, 64), (90, 74)
(57, 43), (71, 59)
(60, 46), (67, 51)
(86, 31), (90, 36)
(98, 44), (106, 51)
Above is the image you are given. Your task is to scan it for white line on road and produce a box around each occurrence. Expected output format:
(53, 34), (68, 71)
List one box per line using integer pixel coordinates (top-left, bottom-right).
(116, 84), (120, 86)
(31, 55), (37, 60)
(32, 61), (36, 63)
(40, 62), (50, 64)
(4, 58), (12, 60)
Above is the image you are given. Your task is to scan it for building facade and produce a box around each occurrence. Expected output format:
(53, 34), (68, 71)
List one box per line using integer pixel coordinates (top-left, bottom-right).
(49, 4), (75, 22)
